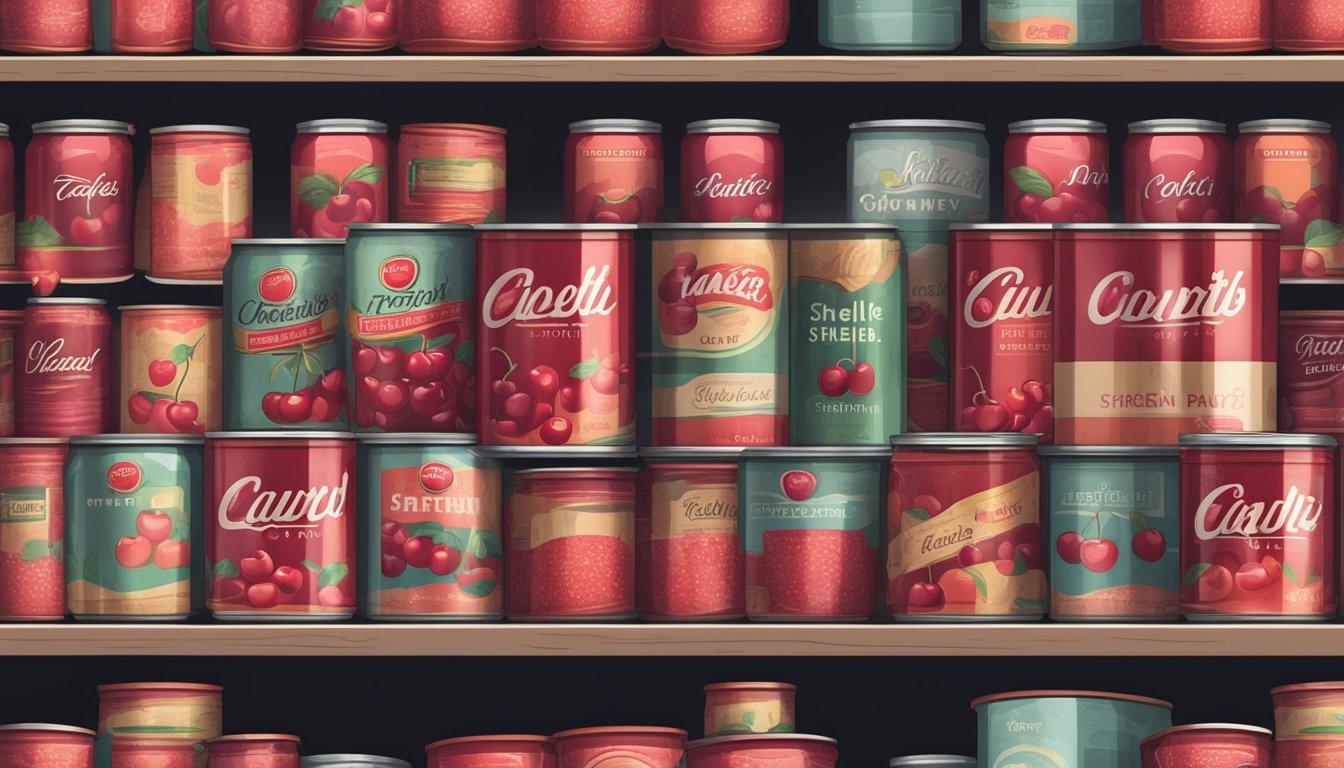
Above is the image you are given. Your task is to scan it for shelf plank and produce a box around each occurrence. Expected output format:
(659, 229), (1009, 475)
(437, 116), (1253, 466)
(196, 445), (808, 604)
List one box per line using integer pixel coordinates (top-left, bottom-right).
(0, 55), (1339, 83)
(0, 623), (1338, 656)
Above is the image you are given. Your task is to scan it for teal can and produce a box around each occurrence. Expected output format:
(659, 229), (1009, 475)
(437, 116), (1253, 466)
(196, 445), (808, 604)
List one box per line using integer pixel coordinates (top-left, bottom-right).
(194, 0), (214, 52)
(973, 690), (1173, 768)
(63, 435), (204, 621)
(223, 238), (347, 431)
(820, 0), (962, 51)
(788, 225), (905, 446)
(1042, 447), (1180, 622)
(982, 0), (1141, 51)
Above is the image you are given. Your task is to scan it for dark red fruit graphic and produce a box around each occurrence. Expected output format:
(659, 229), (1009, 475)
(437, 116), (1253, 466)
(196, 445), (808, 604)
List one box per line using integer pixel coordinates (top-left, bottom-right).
(818, 365), (849, 397)
(1186, 564), (1234, 603)
(403, 535), (434, 569)
(1079, 538), (1119, 573)
(428, 545), (462, 576)
(381, 553), (406, 578)
(296, 163), (384, 238)
(961, 364), (1051, 437)
(247, 582), (279, 609)
(131, 334), (209, 433)
(1131, 527), (1166, 562)
(147, 359), (178, 387)
(590, 188), (644, 223)
(907, 580), (945, 611)
(817, 356), (877, 399)
(153, 540), (190, 570)
(115, 536), (152, 569)
(239, 549), (275, 582)
(136, 510), (173, 544)
(1055, 531), (1083, 565)
(270, 565), (303, 594)
(957, 544), (985, 567)
(780, 470), (817, 501)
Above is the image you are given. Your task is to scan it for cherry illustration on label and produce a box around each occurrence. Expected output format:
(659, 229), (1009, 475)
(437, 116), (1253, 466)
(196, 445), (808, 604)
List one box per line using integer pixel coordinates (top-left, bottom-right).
(780, 470), (816, 501)
(127, 333), (210, 433)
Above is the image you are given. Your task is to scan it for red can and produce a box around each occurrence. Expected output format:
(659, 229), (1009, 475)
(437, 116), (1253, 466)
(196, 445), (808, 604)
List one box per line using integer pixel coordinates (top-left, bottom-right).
(1179, 433), (1337, 620)
(1141, 724), (1272, 768)
(1276, 0), (1344, 50)
(681, 120), (783, 224)
(397, 123), (507, 225)
(687, 736), (837, 768)
(0, 125), (14, 267)
(426, 735), (556, 768)
(302, 0), (396, 50)
(950, 225), (1054, 443)
(662, 0), (788, 54)
(205, 432), (357, 619)
(553, 728), (687, 768)
(0, 438), (67, 621)
(564, 120), (663, 224)
(475, 225), (635, 448)
(0, 0), (91, 51)
(637, 448), (744, 621)
(208, 0), (302, 52)
(1154, 0), (1270, 52)
(399, 0), (536, 52)
(0, 724), (94, 768)
(1123, 120), (1232, 224)
(111, 0), (193, 51)
(291, 119), (390, 238)
(536, 0), (659, 52)
(1272, 682), (1344, 765)
(17, 298), (114, 438)
(1280, 312), (1344, 439)
(1053, 224), (1278, 446)
(1004, 119), (1109, 223)
(206, 735), (301, 768)
(0, 310), (22, 435)
(20, 120), (134, 283)
(506, 468), (636, 620)
(150, 125), (253, 282)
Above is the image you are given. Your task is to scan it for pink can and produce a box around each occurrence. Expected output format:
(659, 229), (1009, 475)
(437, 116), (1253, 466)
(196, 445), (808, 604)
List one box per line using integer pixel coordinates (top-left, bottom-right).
(0, 724), (94, 768)
(0, 0), (92, 51)
(17, 298), (114, 438)
(208, 0), (302, 52)
(1141, 724), (1271, 768)
(687, 736), (837, 768)
(1155, 0), (1271, 52)
(426, 736), (556, 768)
(399, 0), (536, 51)
(554, 728), (687, 768)
(1004, 119), (1109, 223)
(205, 735), (301, 768)
(536, 0), (659, 52)
(1276, 0), (1344, 51)
(681, 120), (783, 223)
(302, 0), (396, 50)
(1123, 120), (1232, 224)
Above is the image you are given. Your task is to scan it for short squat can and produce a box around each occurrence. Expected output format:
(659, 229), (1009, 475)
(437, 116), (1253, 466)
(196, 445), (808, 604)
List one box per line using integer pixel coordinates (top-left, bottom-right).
(0, 724), (95, 767)
(703, 682), (796, 736)
(1140, 724), (1272, 768)
(206, 734), (302, 768)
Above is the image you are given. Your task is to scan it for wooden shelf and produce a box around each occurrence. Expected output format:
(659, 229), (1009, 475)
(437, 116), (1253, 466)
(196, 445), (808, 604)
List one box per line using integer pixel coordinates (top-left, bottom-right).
(0, 622), (1341, 656)
(0, 55), (1342, 83)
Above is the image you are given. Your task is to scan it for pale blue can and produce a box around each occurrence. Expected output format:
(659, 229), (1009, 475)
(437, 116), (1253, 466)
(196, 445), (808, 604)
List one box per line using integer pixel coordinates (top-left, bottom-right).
(820, 0), (962, 52)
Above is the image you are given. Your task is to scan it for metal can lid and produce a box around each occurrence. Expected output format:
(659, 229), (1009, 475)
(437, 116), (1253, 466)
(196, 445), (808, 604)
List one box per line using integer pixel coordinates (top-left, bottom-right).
(1008, 119), (1106, 134)
(476, 446), (638, 460)
(641, 223), (789, 232)
(1179, 432), (1338, 449)
(512, 467), (640, 477)
(687, 735), (837, 749)
(0, 437), (68, 447)
(687, 119), (780, 134)
(296, 119), (387, 134)
(474, 224), (637, 232)
(891, 433), (1040, 449)
(0, 123), (8, 137)
(402, 122), (506, 136)
(1281, 309), (1344, 322)
(346, 223), (472, 233)
(1271, 681), (1344, 695)
(97, 682), (223, 693)
(850, 119), (986, 132)
(889, 757), (976, 768)
(1053, 223), (1278, 232)
(27, 297), (106, 305)
(70, 434), (204, 446)
(206, 431), (355, 440)
(948, 223), (1053, 232)
(1142, 724), (1272, 744)
(146, 275), (224, 286)
(1127, 119), (1227, 134)
(783, 223), (900, 233)
(741, 446), (891, 459)
(970, 690), (1172, 709)
(554, 727), (688, 739)
(570, 119), (662, 134)
(1238, 118), (1332, 134)
(117, 304), (221, 312)
(0, 723), (96, 737)
(207, 734), (302, 744)
(704, 682), (796, 693)
(1039, 445), (1178, 457)
(150, 124), (250, 136)
(426, 735), (554, 752)
(33, 119), (132, 134)
(232, 238), (345, 247)
(640, 447), (746, 461)
(300, 756), (410, 768)
(356, 433), (475, 445)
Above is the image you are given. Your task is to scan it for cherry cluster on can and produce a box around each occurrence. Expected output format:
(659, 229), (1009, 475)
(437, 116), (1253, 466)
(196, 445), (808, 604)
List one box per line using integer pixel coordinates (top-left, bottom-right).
(352, 340), (474, 432)
(485, 344), (628, 446)
(1055, 511), (1167, 574)
(260, 367), (348, 425)
(209, 549), (339, 611)
(379, 520), (499, 593)
(959, 364), (1052, 434)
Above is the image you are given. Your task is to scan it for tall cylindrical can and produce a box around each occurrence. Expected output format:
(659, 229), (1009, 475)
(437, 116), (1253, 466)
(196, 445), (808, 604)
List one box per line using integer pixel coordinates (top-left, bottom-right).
(506, 467), (636, 620)
(1279, 311), (1344, 439)
(359, 434), (503, 620)
(1141, 724), (1272, 768)
(149, 125), (253, 282)
(1004, 119), (1109, 223)
(1123, 120), (1231, 223)
(302, 0), (396, 50)
(1042, 446), (1180, 621)
(888, 434), (1045, 620)
(399, 0), (536, 51)
(535, 0), (659, 52)
(206, 735), (302, 768)
(103, 0), (193, 51)
(1276, 0), (1344, 50)
(18, 298), (114, 437)
(681, 120), (783, 223)
(475, 225), (635, 448)
(20, 120), (134, 283)
(97, 682), (222, 763)
(637, 447), (743, 621)
(0, 438), (68, 621)
(426, 736), (556, 768)
(789, 224), (905, 446)
(345, 224), (476, 434)
(222, 239), (347, 431)
(120, 305), (223, 434)
(1272, 683), (1344, 765)
(1179, 433), (1337, 620)
(206, 432), (356, 619)
(291, 119), (390, 238)
(1053, 224), (1279, 445)
(0, 0), (92, 50)
(662, 0), (788, 53)
(849, 120), (991, 433)
(1155, 0), (1270, 51)
(0, 125), (14, 267)
(1235, 119), (1340, 279)
(397, 123), (507, 225)
(982, 0), (1141, 50)
(0, 724), (95, 767)
(0, 310), (22, 435)
(647, 225), (788, 447)
(949, 224), (1054, 443)
(703, 684), (796, 736)
(819, 0), (961, 50)
(565, 120), (663, 224)
(207, 0), (302, 51)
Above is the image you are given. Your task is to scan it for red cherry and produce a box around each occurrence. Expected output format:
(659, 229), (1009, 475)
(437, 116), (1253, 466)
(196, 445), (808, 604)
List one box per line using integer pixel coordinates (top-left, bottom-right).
(411, 382), (450, 416)
(1025, 405), (1053, 435)
(1003, 386), (1031, 413)
(406, 351), (436, 383)
(310, 395), (342, 423)
(261, 392), (285, 423)
(529, 365), (560, 403)
(503, 391), (534, 421)
(246, 583), (279, 609)
(964, 269), (981, 288)
(239, 550), (275, 582)
(403, 536), (434, 569)
(1055, 531), (1083, 565)
(973, 404), (1011, 432)
(1022, 380), (1047, 409)
(430, 409), (460, 430)
(353, 344), (378, 376)
(1079, 539), (1119, 573)
(1131, 529), (1166, 562)
(912, 494), (943, 516)
(997, 541), (1015, 561)
(165, 401), (200, 432)
(318, 585), (349, 607)
(115, 535), (152, 568)
(371, 346), (404, 381)
(539, 416), (573, 446)
(660, 300), (698, 336)
(381, 554), (406, 578)
(848, 362), (876, 396)
(1190, 565), (1234, 602)
(429, 545), (462, 576)
(818, 366), (850, 397)
(957, 545), (985, 567)
(271, 565), (303, 594)
(1015, 542), (1039, 569)
(590, 366), (619, 396)
(907, 582), (945, 611)
(780, 470), (817, 501)
(69, 216), (105, 247)
(128, 393), (153, 424)
(147, 359), (178, 387)
(970, 297), (994, 323)
(994, 559), (1017, 576)
(279, 392), (314, 423)
(425, 349), (452, 381)
(376, 381), (409, 412)
(559, 380), (584, 412)
(136, 510), (173, 544)
(355, 400), (375, 428)
(326, 194), (357, 223)
(1234, 562), (1275, 592)
(1008, 413), (1030, 432)
(318, 368), (346, 399)
(149, 398), (175, 432)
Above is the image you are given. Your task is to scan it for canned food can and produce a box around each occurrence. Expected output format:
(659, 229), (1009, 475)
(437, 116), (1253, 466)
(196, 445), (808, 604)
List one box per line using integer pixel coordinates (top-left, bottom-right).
(741, 447), (886, 621)
(18, 298), (115, 437)
(505, 467), (636, 620)
(1004, 119), (1109, 223)
(206, 734), (302, 768)
(1042, 446), (1179, 621)
(637, 448), (744, 621)
(1279, 311), (1344, 438)
(0, 724), (95, 767)
(950, 225), (1053, 443)
(1140, 724), (1272, 768)
(646, 225), (787, 447)
(1179, 433), (1338, 620)
(20, 120), (134, 282)
(1156, 0), (1270, 51)
(1276, 0), (1344, 50)
(427, 737), (556, 768)
(303, 757), (410, 768)
(207, 0), (302, 51)
(149, 125), (252, 281)
(687, 736), (835, 768)
(345, 223), (476, 433)
(819, 0), (962, 51)
(662, 0), (789, 53)
(789, 225), (904, 446)
(973, 691), (1172, 767)
(849, 120), (991, 433)
(535, 0), (660, 52)
(0, 438), (68, 621)
(565, 120), (663, 224)
(1053, 224), (1278, 445)
(120, 305), (223, 434)
(0, 309), (23, 435)
(554, 729), (687, 768)
(888, 433), (1045, 620)
(291, 119), (391, 238)
(1272, 682), (1344, 765)
(982, 0), (1141, 50)
(703, 683), (796, 736)
(1123, 120), (1231, 223)
(0, 1), (92, 50)
(359, 434), (502, 620)
(223, 239), (348, 431)
(205, 432), (357, 619)
(301, 0), (396, 50)
(97, 683), (223, 759)
(681, 120), (783, 223)
(98, 0), (193, 51)
(476, 225), (635, 448)
(1235, 119), (1340, 279)
(397, 123), (507, 225)
(0, 126), (14, 267)
(399, 0), (537, 52)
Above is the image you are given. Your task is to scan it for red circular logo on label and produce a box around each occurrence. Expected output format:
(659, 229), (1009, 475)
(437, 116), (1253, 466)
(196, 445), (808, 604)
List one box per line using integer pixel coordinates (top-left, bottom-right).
(380, 256), (418, 291)
(258, 267), (296, 303)
(108, 461), (142, 493)
(419, 462), (454, 493)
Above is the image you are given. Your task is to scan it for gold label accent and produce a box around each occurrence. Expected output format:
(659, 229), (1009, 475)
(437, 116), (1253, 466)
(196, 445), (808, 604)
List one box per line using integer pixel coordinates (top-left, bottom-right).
(510, 494), (634, 551)
(650, 479), (737, 541)
(791, 237), (900, 293)
(1057, 360), (1276, 422)
(889, 474), (1040, 577)
(654, 372), (787, 419)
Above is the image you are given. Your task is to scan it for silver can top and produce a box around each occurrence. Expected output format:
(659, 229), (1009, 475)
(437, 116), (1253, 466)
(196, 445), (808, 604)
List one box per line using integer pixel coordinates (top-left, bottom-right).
(0, 723), (97, 737)
(33, 119), (132, 135)
(206, 431), (355, 440)
(1039, 445), (1179, 458)
(687, 119), (780, 134)
(741, 446), (891, 460)
(891, 433), (1040, 449)
(150, 124), (250, 136)
(1238, 119), (1332, 134)
(231, 238), (345, 247)
(889, 757), (977, 768)
(1009, 119), (1107, 134)
(70, 434), (204, 446)
(850, 119), (986, 133)
(570, 119), (662, 134)
(296, 119), (388, 134)
(640, 447), (746, 461)
(1127, 119), (1227, 134)
(300, 757), (411, 768)
(1179, 432), (1338, 449)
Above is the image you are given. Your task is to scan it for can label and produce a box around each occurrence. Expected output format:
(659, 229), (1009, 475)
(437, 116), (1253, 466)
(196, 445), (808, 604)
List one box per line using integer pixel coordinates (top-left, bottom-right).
(1124, 133), (1232, 223)
(0, 323), (13, 436)
(0, 445), (67, 619)
(681, 133), (783, 223)
(302, 0), (397, 50)
(1278, 313), (1344, 437)
(978, 696), (1172, 768)
(291, 134), (390, 238)
(399, 128), (506, 224)
(1004, 133), (1109, 222)
(790, 234), (904, 445)
(121, 309), (222, 434)
(150, 137), (252, 279)
(1236, 131), (1341, 278)
(19, 303), (114, 437)
(566, 133), (663, 224)
(636, 463), (742, 619)
(650, 234), (787, 446)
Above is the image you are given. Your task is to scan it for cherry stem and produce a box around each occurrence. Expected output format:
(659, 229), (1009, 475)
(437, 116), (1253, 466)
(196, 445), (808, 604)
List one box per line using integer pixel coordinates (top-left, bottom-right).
(421, 333), (428, 353)
(491, 346), (516, 381)
(172, 332), (205, 403)
(962, 365), (996, 403)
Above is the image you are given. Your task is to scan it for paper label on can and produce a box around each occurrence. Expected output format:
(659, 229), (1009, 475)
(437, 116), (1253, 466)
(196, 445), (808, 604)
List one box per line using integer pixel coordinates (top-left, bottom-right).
(1275, 704), (1344, 741)
(0, 486), (48, 524)
(889, 473), (1040, 576)
(706, 701), (790, 735)
(1057, 360), (1274, 423)
(408, 158), (503, 195)
(650, 479), (737, 541)
(653, 372), (786, 420)
(152, 152), (251, 228)
(0, 211), (13, 266)
(509, 494), (634, 551)
(986, 15), (1078, 46)
(851, 141), (990, 223)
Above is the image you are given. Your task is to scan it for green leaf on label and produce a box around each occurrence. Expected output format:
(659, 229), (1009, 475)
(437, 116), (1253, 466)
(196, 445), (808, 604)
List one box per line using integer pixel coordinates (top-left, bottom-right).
(21, 539), (49, 561)
(49, 539), (62, 563)
(1009, 166), (1054, 199)
(1182, 562), (1212, 588)
(1264, 186), (1285, 204)
(904, 507), (931, 521)
(341, 163), (384, 188)
(454, 338), (474, 365)
(410, 521), (444, 538)
(1283, 561), (1301, 587)
(269, 355), (292, 383)
(742, 711), (756, 727)
(137, 391), (178, 403)
(1305, 219), (1344, 249)
(766, 723), (794, 733)
(314, 0), (361, 22)
(318, 561), (349, 589)
(1128, 511), (1150, 532)
(476, 530), (503, 559)
(299, 173), (341, 209)
(301, 350), (316, 375)
(1302, 726), (1344, 734)
(730, 215), (754, 223)
(213, 559), (238, 578)
(168, 344), (193, 364)
(965, 568), (988, 600)
(569, 358), (600, 381)
(1012, 551), (1029, 577)
(431, 530), (464, 549)
(457, 576), (496, 598)
(301, 559), (320, 573)
(713, 724), (756, 735)
(17, 216), (63, 247)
